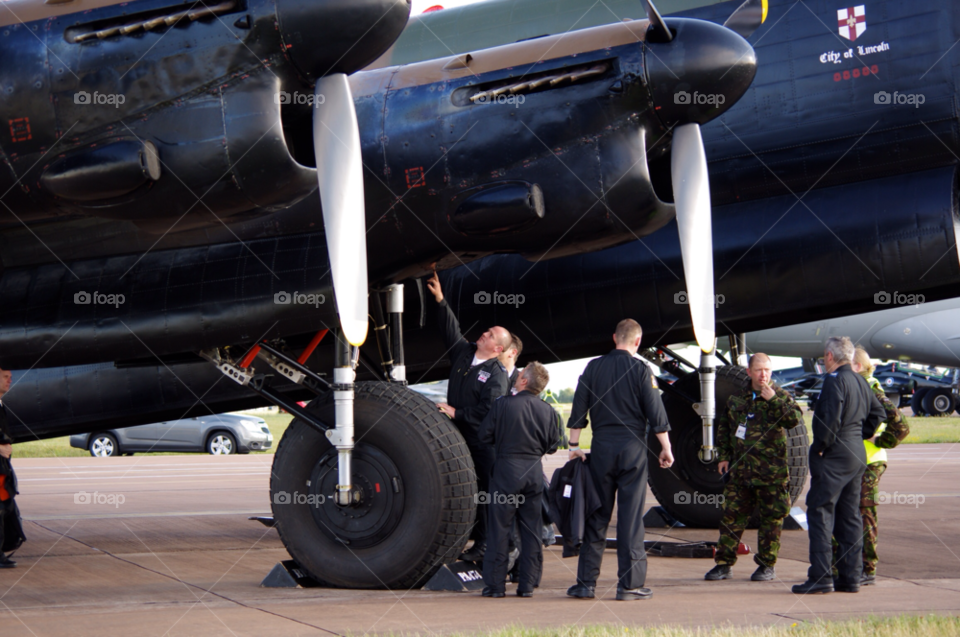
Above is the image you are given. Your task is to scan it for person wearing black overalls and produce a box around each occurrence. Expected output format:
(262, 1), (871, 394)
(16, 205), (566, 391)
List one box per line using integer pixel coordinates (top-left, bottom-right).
(478, 362), (559, 597)
(793, 336), (884, 594)
(566, 319), (674, 601)
(0, 368), (22, 569)
(427, 272), (510, 561)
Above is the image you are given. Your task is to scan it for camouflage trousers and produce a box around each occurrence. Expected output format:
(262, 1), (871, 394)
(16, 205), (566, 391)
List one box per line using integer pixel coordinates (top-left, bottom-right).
(832, 461), (887, 576)
(715, 478), (791, 568)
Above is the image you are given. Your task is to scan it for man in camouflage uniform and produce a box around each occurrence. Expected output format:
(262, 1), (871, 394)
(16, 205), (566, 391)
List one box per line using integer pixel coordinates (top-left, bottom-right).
(831, 347), (909, 586)
(705, 353), (804, 582)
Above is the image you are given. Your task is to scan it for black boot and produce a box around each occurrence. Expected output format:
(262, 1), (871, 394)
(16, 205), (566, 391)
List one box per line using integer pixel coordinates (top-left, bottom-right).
(792, 579), (834, 594)
(860, 572), (876, 586)
(481, 586), (504, 598)
(566, 584), (595, 599)
(616, 587), (652, 601)
(751, 565), (776, 581)
(833, 577), (860, 593)
(705, 564), (732, 580)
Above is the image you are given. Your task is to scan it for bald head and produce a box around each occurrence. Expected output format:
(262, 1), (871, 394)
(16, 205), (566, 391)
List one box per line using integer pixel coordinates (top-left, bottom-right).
(746, 353), (772, 391)
(476, 325), (512, 359)
(613, 319), (643, 354)
(748, 353), (771, 369)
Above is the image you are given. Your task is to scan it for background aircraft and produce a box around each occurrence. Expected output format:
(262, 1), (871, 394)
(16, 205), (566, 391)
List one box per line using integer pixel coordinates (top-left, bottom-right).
(746, 298), (960, 368)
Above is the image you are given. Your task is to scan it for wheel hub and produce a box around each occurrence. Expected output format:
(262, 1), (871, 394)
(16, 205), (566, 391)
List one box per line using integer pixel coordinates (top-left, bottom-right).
(308, 444), (404, 549)
(679, 426), (723, 492)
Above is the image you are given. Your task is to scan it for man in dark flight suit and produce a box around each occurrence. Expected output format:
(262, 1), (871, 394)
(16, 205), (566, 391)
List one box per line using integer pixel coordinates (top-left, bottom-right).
(566, 319), (674, 601)
(478, 362), (559, 598)
(427, 272), (510, 561)
(0, 368), (21, 568)
(793, 336), (885, 595)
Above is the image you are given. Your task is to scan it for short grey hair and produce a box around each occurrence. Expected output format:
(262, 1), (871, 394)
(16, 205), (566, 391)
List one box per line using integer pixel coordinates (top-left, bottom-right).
(824, 336), (855, 364)
(521, 361), (550, 395)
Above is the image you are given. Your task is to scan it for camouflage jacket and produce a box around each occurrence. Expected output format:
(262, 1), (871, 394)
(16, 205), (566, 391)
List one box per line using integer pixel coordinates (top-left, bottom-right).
(716, 385), (804, 482)
(868, 378), (909, 449)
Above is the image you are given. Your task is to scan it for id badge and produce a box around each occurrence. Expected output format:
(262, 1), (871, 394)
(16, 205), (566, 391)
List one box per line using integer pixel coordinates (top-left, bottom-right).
(735, 423), (747, 440)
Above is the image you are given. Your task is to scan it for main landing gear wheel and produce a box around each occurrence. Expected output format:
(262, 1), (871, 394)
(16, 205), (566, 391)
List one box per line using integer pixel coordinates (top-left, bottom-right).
(271, 382), (477, 589)
(648, 365), (810, 528)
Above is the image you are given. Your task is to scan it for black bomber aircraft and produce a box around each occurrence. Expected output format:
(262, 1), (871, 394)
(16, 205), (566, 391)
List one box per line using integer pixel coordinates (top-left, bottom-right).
(406, 0), (960, 529)
(0, 0), (767, 588)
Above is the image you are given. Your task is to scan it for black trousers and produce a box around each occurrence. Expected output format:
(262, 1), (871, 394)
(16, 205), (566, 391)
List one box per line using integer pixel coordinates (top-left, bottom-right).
(461, 430), (495, 545)
(577, 431), (649, 590)
(806, 448), (865, 584)
(0, 497), (14, 555)
(482, 457), (543, 593)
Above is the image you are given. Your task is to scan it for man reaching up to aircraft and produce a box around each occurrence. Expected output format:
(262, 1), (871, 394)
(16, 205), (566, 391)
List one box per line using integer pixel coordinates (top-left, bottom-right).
(427, 271), (510, 562)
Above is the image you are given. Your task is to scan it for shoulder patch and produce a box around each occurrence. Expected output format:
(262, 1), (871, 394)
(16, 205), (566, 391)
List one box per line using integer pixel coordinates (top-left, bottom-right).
(829, 372), (838, 377)
(651, 376), (659, 389)
(477, 370), (491, 383)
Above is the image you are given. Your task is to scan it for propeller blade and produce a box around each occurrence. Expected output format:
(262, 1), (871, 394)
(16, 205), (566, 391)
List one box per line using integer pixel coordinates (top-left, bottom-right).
(313, 74), (369, 346)
(670, 123), (715, 353)
(722, 0), (767, 39)
(643, 0), (673, 42)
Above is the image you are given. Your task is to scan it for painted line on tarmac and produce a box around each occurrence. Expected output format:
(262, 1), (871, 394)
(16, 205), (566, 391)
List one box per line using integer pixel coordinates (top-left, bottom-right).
(24, 510), (272, 521)
(16, 461), (276, 470)
(19, 472), (271, 481)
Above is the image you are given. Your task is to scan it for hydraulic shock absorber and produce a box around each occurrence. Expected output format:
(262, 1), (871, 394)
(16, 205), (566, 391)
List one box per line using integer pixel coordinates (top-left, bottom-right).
(326, 328), (358, 505)
(386, 284), (406, 384)
(696, 347), (718, 463)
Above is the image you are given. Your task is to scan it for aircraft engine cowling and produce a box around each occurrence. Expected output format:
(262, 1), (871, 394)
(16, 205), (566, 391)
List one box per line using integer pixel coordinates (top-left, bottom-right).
(276, 0), (412, 81)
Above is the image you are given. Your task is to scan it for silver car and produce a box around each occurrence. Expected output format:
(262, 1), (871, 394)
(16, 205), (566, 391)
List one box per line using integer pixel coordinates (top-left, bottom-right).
(69, 413), (273, 456)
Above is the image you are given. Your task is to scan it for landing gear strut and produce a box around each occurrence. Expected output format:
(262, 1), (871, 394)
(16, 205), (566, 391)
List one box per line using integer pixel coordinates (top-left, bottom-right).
(203, 287), (477, 588)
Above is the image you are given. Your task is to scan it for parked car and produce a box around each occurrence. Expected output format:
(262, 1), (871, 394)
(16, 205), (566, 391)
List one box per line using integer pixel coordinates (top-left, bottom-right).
(70, 413), (273, 457)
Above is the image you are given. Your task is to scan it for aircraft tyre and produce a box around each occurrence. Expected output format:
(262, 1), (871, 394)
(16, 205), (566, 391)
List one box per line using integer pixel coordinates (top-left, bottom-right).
(921, 388), (955, 416)
(911, 387), (931, 417)
(271, 382), (476, 588)
(648, 365), (809, 528)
